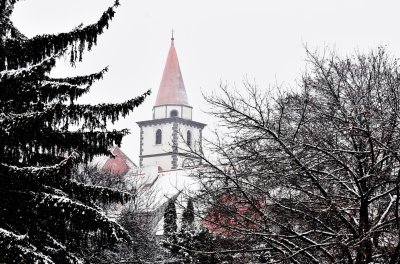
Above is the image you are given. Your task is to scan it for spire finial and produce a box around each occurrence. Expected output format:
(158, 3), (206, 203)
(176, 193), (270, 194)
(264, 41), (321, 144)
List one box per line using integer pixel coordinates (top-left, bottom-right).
(171, 29), (174, 42)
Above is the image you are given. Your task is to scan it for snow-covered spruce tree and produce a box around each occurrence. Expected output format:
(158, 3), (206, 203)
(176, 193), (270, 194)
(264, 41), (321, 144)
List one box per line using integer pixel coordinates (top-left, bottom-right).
(181, 198), (195, 229)
(0, 1), (150, 263)
(163, 198), (179, 256)
(164, 198), (178, 239)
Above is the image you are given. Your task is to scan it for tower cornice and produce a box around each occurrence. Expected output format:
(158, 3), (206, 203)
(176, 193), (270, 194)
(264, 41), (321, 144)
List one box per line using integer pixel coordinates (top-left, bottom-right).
(136, 117), (206, 129)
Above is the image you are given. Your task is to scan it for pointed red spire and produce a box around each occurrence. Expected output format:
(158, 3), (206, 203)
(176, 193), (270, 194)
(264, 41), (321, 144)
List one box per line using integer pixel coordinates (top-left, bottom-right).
(155, 36), (189, 106)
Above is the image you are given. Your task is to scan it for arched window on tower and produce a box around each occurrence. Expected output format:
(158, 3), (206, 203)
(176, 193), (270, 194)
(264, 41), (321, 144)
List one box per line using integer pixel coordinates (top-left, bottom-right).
(170, 110), (178, 117)
(156, 129), (162, 144)
(187, 130), (192, 147)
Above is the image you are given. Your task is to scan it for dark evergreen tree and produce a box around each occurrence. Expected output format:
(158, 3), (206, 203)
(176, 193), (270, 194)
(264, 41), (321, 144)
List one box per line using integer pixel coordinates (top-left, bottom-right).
(175, 201), (223, 264)
(181, 198), (194, 229)
(163, 197), (179, 258)
(164, 198), (178, 239)
(0, 1), (150, 263)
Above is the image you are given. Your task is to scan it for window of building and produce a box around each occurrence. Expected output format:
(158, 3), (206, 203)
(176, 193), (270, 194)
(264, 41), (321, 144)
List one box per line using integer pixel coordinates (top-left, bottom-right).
(187, 130), (192, 146)
(170, 110), (178, 117)
(156, 129), (162, 144)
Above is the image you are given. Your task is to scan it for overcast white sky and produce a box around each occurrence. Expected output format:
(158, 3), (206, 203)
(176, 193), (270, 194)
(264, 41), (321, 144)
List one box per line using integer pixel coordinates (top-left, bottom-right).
(11, 0), (400, 162)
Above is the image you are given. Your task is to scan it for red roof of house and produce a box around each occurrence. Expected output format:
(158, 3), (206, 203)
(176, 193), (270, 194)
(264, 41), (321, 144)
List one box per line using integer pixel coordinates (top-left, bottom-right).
(102, 147), (137, 176)
(154, 38), (189, 106)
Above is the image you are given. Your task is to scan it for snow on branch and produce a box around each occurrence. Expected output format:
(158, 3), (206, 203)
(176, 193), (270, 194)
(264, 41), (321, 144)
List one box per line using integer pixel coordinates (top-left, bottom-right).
(0, 228), (55, 264)
(32, 191), (131, 243)
(68, 181), (132, 205)
(0, 152), (80, 184)
(45, 67), (108, 86)
(2, 0), (120, 70)
(0, 56), (55, 81)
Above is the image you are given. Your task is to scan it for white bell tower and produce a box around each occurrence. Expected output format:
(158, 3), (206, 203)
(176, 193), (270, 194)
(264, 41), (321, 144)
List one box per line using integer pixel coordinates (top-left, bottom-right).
(137, 35), (206, 171)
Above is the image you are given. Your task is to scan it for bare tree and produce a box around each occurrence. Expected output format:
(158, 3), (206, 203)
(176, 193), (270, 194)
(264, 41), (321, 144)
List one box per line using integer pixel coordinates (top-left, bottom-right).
(192, 47), (400, 263)
(73, 165), (163, 263)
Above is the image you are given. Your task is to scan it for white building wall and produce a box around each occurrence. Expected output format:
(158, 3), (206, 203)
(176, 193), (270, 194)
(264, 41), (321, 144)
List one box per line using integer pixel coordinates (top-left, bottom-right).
(140, 121), (203, 170)
(154, 106), (166, 119)
(142, 156), (172, 171)
(141, 123), (174, 156)
(181, 106), (192, 120)
(153, 105), (193, 120)
(175, 123), (202, 153)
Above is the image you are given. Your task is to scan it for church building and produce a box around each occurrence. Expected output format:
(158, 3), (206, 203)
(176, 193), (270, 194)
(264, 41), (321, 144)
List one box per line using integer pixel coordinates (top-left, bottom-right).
(96, 35), (205, 235)
(137, 35), (206, 172)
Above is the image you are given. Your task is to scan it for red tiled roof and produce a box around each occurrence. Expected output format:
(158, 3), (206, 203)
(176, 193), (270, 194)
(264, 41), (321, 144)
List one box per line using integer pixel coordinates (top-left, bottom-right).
(102, 147), (137, 176)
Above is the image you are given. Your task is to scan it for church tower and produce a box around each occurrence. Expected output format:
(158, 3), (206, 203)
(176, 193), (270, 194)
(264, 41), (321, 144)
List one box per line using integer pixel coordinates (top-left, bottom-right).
(137, 35), (206, 171)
